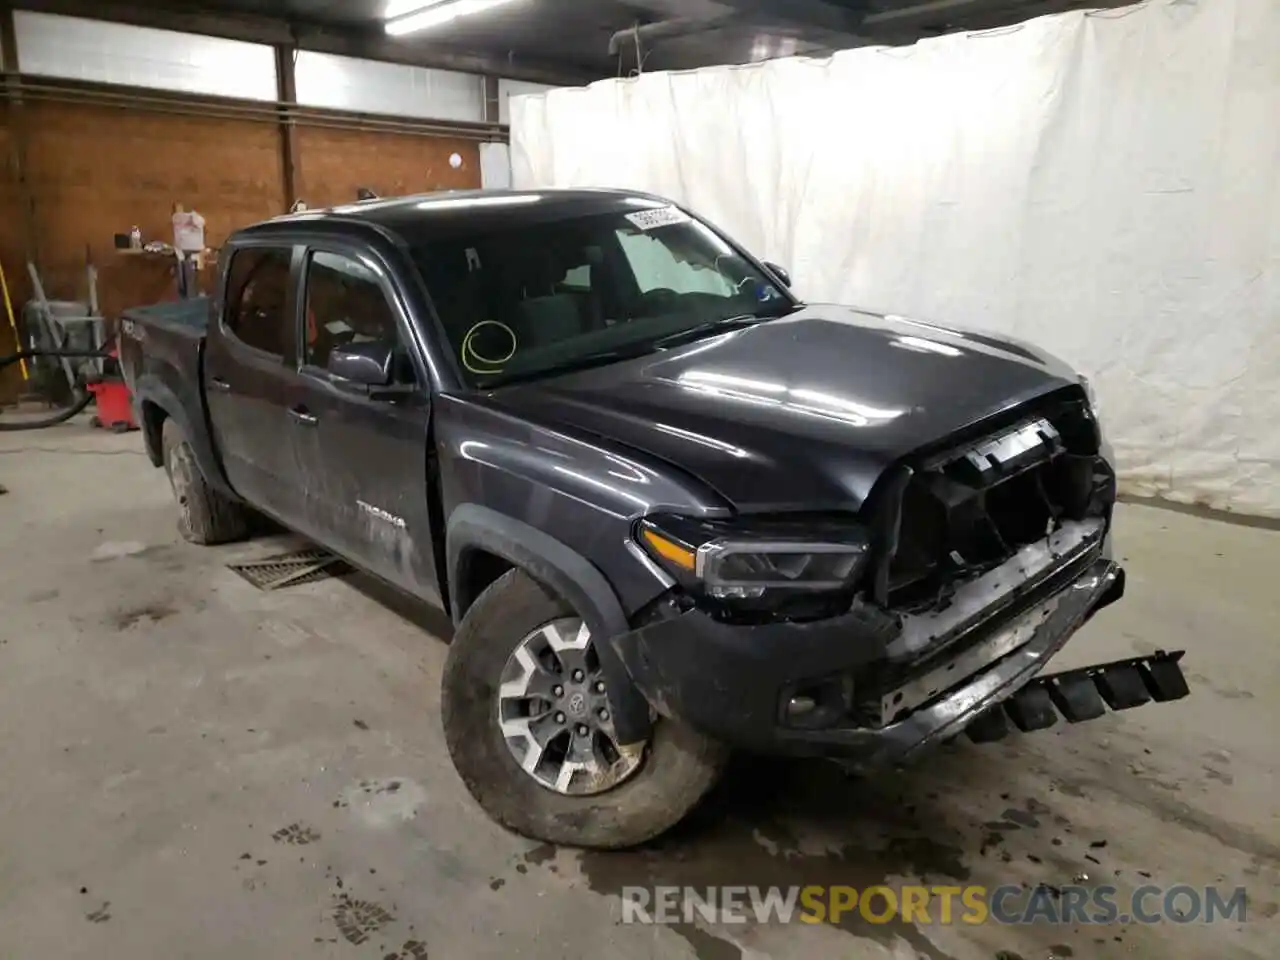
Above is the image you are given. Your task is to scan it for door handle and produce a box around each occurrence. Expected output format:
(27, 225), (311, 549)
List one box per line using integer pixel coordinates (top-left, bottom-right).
(209, 376), (231, 393)
(289, 405), (319, 426)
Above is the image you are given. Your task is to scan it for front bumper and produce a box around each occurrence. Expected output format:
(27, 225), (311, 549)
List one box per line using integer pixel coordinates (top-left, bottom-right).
(613, 555), (1181, 768)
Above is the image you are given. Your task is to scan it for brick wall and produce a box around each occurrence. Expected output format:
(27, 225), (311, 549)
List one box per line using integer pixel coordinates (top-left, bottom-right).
(294, 125), (479, 208)
(25, 101), (286, 320)
(0, 103), (28, 382)
(0, 99), (485, 400)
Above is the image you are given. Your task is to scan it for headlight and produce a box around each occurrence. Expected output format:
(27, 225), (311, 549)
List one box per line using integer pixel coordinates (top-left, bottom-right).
(637, 513), (870, 600)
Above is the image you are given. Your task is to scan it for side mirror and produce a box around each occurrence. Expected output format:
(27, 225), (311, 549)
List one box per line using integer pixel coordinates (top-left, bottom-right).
(763, 261), (791, 288)
(328, 341), (393, 387)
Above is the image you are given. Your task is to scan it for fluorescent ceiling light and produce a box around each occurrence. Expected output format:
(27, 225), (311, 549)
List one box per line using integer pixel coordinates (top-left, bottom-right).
(385, 0), (519, 36)
(383, 0), (433, 17)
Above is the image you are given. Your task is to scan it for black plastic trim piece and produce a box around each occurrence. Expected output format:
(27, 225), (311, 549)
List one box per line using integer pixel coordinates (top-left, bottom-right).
(964, 650), (1188, 745)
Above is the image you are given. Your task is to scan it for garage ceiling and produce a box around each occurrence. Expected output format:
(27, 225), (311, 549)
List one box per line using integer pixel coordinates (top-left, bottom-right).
(18, 0), (1135, 82)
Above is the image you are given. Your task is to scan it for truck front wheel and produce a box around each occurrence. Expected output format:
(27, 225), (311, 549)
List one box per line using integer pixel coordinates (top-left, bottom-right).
(442, 568), (728, 849)
(161, 418), (250, 546)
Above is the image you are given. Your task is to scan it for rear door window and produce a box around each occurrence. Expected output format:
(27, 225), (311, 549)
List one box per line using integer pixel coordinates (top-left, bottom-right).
(224, 247), (293, 356)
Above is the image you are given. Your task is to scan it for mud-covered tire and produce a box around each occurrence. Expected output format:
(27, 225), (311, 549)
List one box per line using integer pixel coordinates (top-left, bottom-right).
(442, 568), (729, 849)
(161, 418), (250, 545)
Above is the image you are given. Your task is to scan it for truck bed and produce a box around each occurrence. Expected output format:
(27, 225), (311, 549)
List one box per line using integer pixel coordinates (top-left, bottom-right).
(119, 297), (209, 337)
(118, 297), (211, 472)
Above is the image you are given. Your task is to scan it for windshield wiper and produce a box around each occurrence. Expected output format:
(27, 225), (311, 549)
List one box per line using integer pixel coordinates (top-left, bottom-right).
(651, 311), (786, 350)
(480, 307), (800, 389)
(479, 344), (657, 389)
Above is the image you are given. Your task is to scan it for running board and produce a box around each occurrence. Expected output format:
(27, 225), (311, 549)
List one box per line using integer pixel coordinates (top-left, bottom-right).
(963, 650), (1189, 744)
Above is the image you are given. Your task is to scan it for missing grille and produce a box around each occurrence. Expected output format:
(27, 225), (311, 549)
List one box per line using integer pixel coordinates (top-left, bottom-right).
(886, 398), (1110, 611)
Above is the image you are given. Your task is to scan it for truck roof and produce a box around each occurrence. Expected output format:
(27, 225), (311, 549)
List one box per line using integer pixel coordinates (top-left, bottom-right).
(238, 188), (674, 243)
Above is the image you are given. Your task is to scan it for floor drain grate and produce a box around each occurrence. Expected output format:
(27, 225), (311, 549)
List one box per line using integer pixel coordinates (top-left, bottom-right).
(227, 547), (352, 591)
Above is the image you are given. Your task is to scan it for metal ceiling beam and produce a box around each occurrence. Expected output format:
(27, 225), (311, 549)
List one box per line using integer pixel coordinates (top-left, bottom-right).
(863, 0), (1023, 26)
(298, 24), (597, 85)
(711, 0), (872, 37)
(867, 0), (1121, 30)
(11, 0), (597, 85)
(607, 14), (737, 57)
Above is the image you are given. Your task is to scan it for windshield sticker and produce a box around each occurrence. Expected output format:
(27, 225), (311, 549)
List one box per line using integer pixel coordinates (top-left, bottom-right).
(624, 206), (691, 231)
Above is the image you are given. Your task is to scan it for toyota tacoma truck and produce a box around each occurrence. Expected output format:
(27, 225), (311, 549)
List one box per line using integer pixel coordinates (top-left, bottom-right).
(119, 189), (1189, 849)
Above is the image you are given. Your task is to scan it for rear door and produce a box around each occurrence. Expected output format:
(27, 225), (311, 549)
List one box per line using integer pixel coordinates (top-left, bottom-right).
(204, 242), (304, 527)
(287, 243), (441, 604)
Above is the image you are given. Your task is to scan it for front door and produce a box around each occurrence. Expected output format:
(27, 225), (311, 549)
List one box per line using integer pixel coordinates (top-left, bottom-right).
(287, 246), (441, 604)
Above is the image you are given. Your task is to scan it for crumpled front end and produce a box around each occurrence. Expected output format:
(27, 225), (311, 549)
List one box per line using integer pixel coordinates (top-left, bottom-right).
(611, 387), (1189, 765)
(613, 540), (1135, 764)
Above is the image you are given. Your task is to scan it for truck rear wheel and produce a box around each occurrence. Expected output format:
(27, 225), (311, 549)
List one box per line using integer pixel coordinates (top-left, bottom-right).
(442, 568), (728, 849)
(161, 418), (250, 546)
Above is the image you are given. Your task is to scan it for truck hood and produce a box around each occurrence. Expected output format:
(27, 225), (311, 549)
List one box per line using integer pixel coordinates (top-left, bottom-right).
(491, 305), (1080, 513)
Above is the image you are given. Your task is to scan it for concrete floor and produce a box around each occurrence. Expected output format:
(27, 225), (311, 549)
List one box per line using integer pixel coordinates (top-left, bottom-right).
(0, 423), (1276, 960)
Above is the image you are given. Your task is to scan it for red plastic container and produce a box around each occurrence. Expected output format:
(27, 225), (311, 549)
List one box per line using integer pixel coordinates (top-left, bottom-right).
(87, 379), (138, 432)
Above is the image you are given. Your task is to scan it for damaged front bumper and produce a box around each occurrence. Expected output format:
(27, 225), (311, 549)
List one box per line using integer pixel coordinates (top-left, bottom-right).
(612, 552), (1188, 769)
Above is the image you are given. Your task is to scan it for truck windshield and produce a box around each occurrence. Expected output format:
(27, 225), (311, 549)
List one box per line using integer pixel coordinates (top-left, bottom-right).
(411, 205), (795, 388)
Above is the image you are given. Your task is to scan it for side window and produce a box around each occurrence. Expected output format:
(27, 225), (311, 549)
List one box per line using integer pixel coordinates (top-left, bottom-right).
(303, 251), (402, 374)
(615, 230), (734, 297)
(560, 264), (591, 291)
(224, 247), (293, 356)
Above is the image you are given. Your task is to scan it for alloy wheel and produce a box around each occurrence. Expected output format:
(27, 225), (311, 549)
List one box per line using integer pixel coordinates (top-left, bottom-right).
(496, 617), (644, 795)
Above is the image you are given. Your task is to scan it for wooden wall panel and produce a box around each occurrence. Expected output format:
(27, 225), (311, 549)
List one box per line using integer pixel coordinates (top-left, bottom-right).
(295, 125), (480, 209)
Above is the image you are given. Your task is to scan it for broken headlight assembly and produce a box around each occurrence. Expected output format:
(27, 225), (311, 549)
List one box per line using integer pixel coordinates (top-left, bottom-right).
(636, 513), (870, 622)
(1078, 374), (1101, 417)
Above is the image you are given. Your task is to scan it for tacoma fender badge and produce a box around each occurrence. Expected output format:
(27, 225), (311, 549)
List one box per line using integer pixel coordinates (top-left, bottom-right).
(357, 500), (406, 529)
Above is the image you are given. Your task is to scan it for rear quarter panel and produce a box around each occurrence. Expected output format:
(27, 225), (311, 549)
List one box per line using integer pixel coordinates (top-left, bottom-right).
(118, 299), (235, 497)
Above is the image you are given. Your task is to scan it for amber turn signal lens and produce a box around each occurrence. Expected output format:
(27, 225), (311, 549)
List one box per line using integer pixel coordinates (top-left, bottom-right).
(641, 528), (696, 571)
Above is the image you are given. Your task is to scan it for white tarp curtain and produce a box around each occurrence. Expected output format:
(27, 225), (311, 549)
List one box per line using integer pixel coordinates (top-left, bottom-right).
(510, 0), (1280, 518)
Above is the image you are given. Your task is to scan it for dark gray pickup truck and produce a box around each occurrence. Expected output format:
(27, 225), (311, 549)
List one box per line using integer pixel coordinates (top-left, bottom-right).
(119, 189), (1188, 849)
